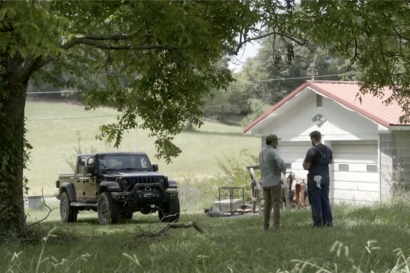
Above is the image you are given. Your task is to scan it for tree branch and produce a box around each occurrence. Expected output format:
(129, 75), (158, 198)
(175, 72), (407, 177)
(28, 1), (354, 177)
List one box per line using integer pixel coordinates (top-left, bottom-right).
(124, 220), (205, 247)
(78, 39), (180, 51)
(393, 26), (410, 42)
(229, 31), (305, 56)
(33, 35), (180, 70)
(82, 32), (155, 40)
(346, 36), (358, 72)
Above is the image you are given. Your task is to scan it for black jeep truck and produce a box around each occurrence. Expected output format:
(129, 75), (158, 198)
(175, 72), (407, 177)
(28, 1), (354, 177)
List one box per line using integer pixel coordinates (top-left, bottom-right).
(56, 152), (180, 225)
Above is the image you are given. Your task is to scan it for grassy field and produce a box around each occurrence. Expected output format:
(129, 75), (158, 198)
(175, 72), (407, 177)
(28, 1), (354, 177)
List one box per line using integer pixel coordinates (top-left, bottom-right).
(16, 101), (410, 273)
(3, 200), (410, 272)
(25, 101), (261, 196)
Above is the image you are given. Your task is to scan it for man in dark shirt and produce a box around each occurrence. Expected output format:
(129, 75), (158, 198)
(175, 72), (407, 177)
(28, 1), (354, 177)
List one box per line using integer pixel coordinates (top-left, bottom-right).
(303, 130), (333, 228)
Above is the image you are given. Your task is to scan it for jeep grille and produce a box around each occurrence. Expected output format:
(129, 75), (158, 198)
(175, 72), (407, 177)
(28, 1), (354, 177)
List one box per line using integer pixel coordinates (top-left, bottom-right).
(132, 177), (161, 184)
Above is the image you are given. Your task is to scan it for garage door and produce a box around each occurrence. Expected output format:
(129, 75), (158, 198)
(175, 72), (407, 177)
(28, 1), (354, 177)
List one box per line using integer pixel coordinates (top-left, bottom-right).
(332, 140), (379, 204)
(276, 141), (311, 180)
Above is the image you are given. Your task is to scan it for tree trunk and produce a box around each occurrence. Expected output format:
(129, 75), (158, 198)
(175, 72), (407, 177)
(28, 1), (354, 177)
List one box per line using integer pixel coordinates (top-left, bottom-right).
(0, 70), (29, 231)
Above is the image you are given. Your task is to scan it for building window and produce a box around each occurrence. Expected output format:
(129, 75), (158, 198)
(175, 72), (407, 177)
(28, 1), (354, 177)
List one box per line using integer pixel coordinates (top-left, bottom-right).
(339, 164), (349, 171)
(285, 163), (292, 169)
(316, 94), (323, 107)
(366, 165), (378, 172)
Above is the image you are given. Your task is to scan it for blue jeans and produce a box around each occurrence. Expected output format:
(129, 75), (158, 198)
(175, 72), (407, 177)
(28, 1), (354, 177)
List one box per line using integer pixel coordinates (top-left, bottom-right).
(307, 180), (333, 228)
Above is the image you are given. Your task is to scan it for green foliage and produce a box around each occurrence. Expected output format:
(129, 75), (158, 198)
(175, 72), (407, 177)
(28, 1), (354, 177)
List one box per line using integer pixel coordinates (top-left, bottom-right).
(383, 163), (410, 200)
(292, 1), (410, 123)
(0, 1), (264, 163)
(201, 58), (252, 122)
(177, 174), (211, 210)
(238, 39), (359, 107)
(3, 0), (410, 232)
(241, 98), (271, 127)
(0, 0), (265, 230)
(198, 149), (259, 203)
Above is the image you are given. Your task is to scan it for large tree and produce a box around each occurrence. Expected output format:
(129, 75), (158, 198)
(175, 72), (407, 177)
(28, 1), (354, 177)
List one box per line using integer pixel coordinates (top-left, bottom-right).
(2, 0), (410, 231)
(0, 1), (298, 230)
(0, 1), (243, 230)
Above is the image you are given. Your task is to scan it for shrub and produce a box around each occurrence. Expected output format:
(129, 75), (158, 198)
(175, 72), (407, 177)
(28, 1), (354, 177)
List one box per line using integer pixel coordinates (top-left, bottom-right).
(177, 174), (212, 210)
(389, 163), (410, 199)
(198, 149), (259, 203)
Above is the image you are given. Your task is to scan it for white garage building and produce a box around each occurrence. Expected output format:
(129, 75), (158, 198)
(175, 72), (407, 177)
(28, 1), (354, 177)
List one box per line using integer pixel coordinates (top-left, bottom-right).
(244, 81), (410, 204)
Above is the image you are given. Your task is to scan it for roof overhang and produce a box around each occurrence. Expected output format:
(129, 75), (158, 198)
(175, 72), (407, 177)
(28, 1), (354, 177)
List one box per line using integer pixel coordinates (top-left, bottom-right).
(243, 82), (309, 134)
(389, 125), (410, 131)
(243, 81), (394, 134)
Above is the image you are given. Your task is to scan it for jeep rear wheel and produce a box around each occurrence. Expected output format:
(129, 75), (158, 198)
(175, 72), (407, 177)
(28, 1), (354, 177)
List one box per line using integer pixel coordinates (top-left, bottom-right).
(60, 192), (77, 223)
(159, 196), (180, 223)
(98, 192), (120, 225)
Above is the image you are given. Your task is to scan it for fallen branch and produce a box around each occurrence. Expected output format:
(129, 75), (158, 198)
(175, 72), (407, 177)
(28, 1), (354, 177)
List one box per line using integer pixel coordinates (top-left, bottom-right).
(0, 189), (58, 246)
(159, 221), (205, 234)
(26, 188), (58, 230)
(124, 220), (205, 247)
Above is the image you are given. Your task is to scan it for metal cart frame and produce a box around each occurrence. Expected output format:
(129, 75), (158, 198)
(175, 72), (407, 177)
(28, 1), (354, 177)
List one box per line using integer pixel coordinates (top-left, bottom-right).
(218, 186), (245, 215)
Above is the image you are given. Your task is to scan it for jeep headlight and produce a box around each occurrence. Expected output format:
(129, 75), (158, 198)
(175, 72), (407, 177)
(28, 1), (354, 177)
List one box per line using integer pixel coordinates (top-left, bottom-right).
(159, 178), (165, 184)
(119, 178), (130, 191)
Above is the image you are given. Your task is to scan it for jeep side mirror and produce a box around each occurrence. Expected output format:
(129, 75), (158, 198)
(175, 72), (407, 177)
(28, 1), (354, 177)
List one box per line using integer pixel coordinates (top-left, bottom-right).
(153, 164), (158, 172)
(86, 165), (94, 175)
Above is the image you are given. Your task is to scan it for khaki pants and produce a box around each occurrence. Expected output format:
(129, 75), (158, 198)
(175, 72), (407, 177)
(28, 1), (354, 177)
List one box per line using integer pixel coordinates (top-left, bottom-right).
(263, 184), (282, 230)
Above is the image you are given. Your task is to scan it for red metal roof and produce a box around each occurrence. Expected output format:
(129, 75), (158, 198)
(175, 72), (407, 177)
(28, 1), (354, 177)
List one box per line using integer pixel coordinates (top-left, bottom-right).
(243, 80), (406, 133)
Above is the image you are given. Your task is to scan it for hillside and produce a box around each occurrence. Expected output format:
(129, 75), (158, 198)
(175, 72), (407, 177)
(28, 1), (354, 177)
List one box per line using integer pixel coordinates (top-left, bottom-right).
(24, 101), (261, 196)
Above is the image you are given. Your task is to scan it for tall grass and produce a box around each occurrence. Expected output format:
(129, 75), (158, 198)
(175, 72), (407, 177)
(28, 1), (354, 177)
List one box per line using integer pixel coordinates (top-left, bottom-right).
(4, 200), (410, 272)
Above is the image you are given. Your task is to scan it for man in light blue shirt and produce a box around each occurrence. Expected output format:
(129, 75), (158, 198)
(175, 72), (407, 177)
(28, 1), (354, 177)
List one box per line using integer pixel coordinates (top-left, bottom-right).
(259, 134), (286, 231)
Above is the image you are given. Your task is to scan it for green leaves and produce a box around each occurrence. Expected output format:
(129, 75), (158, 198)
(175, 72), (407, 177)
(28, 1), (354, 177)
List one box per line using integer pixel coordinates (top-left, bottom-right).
(291, 1), (410, 124)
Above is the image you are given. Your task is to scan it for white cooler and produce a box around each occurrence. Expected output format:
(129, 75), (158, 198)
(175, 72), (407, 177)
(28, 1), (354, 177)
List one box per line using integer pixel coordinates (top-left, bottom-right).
(214, 199), (243, 212)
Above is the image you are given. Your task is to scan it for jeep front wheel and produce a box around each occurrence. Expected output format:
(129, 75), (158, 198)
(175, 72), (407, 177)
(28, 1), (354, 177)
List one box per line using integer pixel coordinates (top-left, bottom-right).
(60, 192), (77, 223)
(158, 196), (180, 223)
(97, 192), (120, 225)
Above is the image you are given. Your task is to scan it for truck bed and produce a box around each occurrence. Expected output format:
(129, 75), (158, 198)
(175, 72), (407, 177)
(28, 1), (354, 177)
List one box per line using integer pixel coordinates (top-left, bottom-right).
(59, 174), (75, 183)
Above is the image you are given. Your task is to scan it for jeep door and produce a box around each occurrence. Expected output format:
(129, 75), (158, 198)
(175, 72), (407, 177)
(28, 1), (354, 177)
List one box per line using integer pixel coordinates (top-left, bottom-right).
(75, 157), (87, 201)
(84, 157), (97, 201)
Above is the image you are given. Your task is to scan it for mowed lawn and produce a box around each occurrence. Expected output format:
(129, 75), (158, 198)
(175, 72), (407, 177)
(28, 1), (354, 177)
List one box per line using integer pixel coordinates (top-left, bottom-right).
(24, 101), (261, 196)
(4, 201), (410, 273)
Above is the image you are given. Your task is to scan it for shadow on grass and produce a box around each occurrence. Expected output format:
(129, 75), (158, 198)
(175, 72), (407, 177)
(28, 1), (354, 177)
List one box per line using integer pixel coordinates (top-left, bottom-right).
(41, 215), (165, 226)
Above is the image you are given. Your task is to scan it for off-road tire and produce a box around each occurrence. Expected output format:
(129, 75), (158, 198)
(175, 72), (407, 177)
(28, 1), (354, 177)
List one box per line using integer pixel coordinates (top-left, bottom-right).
(60, 192), (77, 223)
(97, 192), (120, 225)
(158, 196), (180, 223)
(120, 212), (133, 219)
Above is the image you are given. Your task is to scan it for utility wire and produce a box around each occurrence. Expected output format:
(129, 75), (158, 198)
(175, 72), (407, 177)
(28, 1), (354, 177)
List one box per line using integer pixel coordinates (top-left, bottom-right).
(27, 114), (118, 122)
(25, 71), (357, 121)
(236, 72), (357, 84)
(25, 72), (357, 95)
(27, 90), (80, 94)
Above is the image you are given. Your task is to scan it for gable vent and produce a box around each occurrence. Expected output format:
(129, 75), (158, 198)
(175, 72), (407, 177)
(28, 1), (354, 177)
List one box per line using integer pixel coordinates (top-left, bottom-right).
(316, 94), (323, 107)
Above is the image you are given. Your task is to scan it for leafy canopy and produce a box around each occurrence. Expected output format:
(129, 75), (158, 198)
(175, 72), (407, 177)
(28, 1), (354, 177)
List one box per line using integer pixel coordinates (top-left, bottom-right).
(292, 0), (410, 123)
(3, 0), (410, 163)
(0, 1), (265, 163)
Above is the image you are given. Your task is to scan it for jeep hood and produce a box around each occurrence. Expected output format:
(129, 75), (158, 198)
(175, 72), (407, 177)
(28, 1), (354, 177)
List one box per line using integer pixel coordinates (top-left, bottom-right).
(101, 172), (165, 179)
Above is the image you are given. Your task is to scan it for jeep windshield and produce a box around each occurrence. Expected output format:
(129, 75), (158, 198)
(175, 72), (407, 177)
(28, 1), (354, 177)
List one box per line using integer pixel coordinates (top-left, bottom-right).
(97, 154), (152, 173)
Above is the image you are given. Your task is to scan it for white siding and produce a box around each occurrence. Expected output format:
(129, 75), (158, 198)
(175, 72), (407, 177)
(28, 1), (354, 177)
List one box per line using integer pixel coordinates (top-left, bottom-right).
(275, 141), (311, 180)
(260, 89), (380, 141)
(332, 140), (379, 204)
